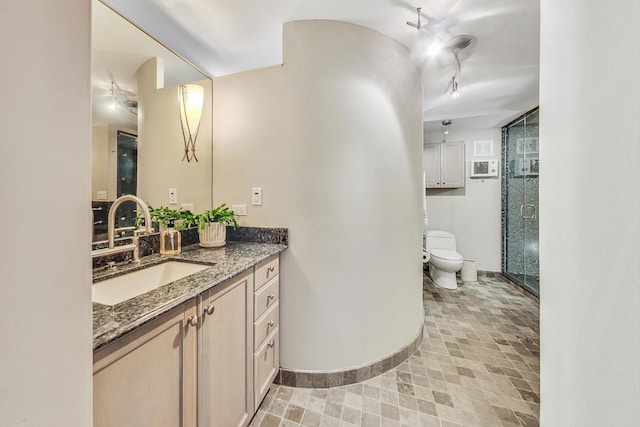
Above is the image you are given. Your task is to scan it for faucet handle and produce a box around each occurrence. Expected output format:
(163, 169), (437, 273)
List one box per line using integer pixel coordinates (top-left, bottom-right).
(134, 228), (151, 236)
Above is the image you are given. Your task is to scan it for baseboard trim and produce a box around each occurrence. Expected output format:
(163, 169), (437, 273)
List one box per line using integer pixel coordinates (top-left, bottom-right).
(274, 322), (423, 388)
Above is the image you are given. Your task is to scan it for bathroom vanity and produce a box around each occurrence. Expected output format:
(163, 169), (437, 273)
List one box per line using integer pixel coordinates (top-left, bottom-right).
(92, 242), (284, 427)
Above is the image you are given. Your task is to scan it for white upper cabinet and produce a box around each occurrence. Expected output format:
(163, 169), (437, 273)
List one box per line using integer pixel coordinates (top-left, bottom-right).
(424, 141), (465, 189)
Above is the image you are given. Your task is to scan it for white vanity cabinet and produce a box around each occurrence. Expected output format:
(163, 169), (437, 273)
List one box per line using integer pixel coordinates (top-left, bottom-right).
(93, 300), (198, 427)
(424, 141), (465, 188)
(253, 255), (280, 408)
(93, 255), (282, 427)
(198, 271), (254, 427)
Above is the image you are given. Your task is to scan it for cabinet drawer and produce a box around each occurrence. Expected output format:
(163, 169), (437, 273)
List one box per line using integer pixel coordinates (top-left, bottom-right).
(254, 277), (279, 321)
(254, 302), (279, 351)
(255, 256), (279, 291)
(254, 328), (279, 409)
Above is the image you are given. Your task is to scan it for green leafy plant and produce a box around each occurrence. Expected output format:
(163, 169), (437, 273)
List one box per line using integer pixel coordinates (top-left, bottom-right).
(137, 205), (195, 230)
(193, 203), (238, 230)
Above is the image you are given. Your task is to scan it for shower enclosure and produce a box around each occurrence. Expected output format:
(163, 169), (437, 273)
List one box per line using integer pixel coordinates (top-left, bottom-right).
(502, 108), (539, 296)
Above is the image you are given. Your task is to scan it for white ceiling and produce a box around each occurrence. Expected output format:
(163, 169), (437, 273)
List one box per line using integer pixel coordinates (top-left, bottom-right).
(100, 0), (539, 131)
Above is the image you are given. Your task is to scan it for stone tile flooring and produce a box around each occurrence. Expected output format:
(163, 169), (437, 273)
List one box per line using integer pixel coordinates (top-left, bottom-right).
(250, 273), (540, 427)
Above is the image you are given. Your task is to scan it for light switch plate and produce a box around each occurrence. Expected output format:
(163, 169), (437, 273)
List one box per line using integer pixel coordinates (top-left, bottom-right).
(232, 204), (247, 216)
(251, 188), (262, 206)
(168, 188), (178, 204)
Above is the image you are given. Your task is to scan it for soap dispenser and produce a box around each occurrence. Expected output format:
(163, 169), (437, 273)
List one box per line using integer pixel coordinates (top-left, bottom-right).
(160, 219), (181, 255)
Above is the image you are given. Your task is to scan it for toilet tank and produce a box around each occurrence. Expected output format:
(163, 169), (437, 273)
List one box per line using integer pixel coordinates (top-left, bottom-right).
(425, 230), (457, 251)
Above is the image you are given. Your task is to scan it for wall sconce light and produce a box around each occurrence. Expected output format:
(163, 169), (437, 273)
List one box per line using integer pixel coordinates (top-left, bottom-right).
(178, 84), (204, 162)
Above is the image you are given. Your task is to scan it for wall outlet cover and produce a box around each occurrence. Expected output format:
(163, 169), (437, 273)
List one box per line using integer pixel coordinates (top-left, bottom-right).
(232, 204), (247, 216)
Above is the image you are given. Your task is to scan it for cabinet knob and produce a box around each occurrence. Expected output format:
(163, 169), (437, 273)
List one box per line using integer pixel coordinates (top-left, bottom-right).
(267, 340), (275, 348)
(204, 304), (215, 316)
(187, 315), (199, 327)
(268, 320), (275, 327)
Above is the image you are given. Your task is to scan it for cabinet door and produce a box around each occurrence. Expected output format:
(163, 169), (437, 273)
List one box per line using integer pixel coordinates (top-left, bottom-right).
(199, 273), (253, 427)
(423, 143), (442, 188)
(93, 301), (197, 427)
(441, 141), (465, 188)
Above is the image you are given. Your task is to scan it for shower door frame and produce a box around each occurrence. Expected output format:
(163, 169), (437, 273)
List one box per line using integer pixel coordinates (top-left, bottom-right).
(501, 107), (540, 297)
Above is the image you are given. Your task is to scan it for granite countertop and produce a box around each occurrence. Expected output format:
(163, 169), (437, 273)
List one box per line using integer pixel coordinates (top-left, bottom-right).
(93, 241), (286, 351)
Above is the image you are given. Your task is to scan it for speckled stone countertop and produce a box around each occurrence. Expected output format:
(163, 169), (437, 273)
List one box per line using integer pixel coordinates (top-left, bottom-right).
(93, 242), (286, 351)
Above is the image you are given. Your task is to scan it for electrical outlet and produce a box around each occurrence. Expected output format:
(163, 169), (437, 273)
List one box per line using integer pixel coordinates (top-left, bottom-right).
(168, 188), (178, 204)
(181, 203), (194, 212)
(232, 204), (247, 216)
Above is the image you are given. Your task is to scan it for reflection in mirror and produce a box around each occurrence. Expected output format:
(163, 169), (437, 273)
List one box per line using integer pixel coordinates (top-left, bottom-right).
(91, 0), (213, 242)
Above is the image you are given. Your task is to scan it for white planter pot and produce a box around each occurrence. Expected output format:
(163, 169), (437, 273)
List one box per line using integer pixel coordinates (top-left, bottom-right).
(198, 222), (226, 248)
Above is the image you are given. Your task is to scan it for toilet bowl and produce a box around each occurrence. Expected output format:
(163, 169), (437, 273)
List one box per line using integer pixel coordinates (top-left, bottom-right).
(424, 230), (464, 290)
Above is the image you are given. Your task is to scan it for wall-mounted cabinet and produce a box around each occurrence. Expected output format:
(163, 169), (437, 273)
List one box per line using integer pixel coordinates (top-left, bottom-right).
(424, 141), (465, 188)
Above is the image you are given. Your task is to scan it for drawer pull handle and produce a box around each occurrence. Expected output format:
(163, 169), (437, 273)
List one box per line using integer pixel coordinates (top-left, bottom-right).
(204, 304), (215, 316)
(187, 315), (199, 327)
(268, 320), (275, 327)
(266, 265), (275, 278)
(268, 293), (275, 300)
(267, 340), (275, 348)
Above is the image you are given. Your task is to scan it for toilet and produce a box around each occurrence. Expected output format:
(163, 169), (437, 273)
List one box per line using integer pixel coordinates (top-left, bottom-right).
(424, 230), (464, 290)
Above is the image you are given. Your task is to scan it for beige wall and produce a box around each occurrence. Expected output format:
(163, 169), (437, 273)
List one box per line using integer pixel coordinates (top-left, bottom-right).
(424, 128), (503, 271)
(92, 124), (109, 199)
(0, 1), (93, 425)
(213, 20), (424, 371)
(540, 0), (640, 424)
(137, 58), (212, 212)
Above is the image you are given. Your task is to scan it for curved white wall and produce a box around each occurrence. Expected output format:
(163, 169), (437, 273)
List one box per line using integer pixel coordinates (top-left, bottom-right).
(213, 20), (424, 371)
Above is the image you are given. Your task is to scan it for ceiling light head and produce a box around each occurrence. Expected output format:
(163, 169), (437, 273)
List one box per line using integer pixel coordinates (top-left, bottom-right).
(441, 120), (452, 142)
(427, 39), (444, 56)
(444, 35), (474, 52)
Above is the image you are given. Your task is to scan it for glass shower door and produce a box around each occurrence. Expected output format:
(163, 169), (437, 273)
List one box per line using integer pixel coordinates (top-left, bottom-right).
(503, 109), (539, 295)
(115, 131), (138, 237)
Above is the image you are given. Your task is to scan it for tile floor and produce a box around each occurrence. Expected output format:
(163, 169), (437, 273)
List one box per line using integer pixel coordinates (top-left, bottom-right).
(250, 272), (540, 427)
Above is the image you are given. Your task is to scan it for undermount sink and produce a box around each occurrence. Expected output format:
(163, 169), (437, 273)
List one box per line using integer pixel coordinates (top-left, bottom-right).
(92, 261), (210, 306)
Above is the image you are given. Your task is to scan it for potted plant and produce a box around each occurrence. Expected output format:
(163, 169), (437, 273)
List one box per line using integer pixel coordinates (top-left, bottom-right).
(193, 204), (238, 247)
(137, 205), (194, 232)
(149, 205), (194, 231)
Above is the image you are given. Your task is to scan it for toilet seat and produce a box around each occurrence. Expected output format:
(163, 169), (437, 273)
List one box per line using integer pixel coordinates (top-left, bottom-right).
(430, 249), (463, 261)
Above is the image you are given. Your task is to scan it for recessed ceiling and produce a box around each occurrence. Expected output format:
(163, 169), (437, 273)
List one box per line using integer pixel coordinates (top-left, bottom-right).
(101, 0), (539, 131)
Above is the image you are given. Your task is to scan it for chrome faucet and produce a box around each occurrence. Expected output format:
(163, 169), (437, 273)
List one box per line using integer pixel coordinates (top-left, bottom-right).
(91, 195), (153, 264)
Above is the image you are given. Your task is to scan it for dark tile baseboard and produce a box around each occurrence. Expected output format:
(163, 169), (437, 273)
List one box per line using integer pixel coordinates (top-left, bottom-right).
(274, 323), (423, 388)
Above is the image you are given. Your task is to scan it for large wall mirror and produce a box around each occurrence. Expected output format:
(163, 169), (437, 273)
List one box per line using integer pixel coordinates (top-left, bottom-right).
(91, 0), (212, 241)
